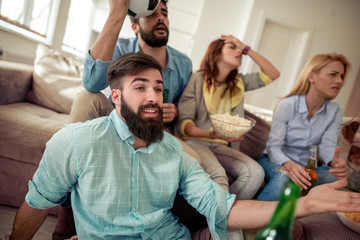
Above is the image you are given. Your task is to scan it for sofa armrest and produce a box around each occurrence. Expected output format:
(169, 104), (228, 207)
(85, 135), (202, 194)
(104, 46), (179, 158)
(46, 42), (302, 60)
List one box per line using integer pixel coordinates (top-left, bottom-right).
(0, 60), (33, 104)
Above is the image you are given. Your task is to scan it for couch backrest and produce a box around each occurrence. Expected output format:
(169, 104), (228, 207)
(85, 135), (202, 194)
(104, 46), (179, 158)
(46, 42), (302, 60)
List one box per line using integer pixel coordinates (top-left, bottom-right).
(0, 60), (34, 105)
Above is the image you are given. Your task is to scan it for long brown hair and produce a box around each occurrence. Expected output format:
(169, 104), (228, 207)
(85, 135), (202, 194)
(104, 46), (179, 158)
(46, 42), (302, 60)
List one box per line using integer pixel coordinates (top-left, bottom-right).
(199, 39), (239, 98)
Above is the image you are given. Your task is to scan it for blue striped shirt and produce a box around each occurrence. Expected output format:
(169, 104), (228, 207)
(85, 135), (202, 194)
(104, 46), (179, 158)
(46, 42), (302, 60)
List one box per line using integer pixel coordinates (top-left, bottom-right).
(82, 37), (193, 106)
(267, 95), (342, 166)
(26, 110), (235, 239)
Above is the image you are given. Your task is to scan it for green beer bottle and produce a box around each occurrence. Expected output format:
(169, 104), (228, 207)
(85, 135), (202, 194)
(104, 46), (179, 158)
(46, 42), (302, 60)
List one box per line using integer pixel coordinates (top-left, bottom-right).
(255, 181), (300, 240)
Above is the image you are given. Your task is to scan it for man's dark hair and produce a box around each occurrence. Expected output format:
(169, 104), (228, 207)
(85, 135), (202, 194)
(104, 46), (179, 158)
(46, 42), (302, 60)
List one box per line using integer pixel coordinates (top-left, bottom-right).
(107, 52), (163, 90)
(130, 0), (168, 24)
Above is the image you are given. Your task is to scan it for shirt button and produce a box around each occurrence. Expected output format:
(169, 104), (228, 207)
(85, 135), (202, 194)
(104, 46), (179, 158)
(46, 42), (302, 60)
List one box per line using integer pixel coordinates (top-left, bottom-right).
(133, 208), (136, 212)
(134, 178), (137, 182)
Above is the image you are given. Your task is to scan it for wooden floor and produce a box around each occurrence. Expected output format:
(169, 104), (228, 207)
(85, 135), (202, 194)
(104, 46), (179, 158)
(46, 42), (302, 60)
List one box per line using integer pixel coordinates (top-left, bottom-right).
(0, 204), (57, 240)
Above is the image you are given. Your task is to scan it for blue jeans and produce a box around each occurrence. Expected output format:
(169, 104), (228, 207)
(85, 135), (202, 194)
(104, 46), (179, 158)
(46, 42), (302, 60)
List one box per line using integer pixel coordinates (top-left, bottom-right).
(256, 154), (338, 201)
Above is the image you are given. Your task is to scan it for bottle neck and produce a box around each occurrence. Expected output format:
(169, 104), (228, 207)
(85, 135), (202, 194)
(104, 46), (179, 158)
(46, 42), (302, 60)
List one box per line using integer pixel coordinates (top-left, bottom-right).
(267, 181), (300, 228)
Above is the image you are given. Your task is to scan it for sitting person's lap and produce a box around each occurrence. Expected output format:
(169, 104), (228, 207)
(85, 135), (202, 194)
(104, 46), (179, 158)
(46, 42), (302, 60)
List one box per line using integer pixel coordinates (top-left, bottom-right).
(185, 140), (264, 200)
(257, 154), (339, 201)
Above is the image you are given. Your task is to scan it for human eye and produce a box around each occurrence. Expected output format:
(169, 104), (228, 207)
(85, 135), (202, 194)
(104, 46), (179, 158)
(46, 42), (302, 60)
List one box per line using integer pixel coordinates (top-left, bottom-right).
(135, 85), (144, 91)
(156, 86), (163, 92)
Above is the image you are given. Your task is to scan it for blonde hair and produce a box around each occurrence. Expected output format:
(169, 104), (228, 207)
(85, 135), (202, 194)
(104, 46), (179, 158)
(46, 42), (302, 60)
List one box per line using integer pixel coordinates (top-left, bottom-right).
(282, 53), (350, 99)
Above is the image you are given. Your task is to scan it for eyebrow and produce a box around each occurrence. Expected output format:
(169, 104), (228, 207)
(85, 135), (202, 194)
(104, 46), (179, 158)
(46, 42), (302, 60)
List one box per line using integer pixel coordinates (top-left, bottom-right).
(130, 78), (163, 85)
(161, 7), (168, 13)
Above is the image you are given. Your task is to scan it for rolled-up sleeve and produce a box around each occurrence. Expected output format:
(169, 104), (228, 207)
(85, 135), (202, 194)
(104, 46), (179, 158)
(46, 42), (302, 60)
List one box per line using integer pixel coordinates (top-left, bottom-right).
(178, 152), (236, 240)
(26, 126), (78, 209)
(319, 105), (342, 164)
(82, 51), (113, 92)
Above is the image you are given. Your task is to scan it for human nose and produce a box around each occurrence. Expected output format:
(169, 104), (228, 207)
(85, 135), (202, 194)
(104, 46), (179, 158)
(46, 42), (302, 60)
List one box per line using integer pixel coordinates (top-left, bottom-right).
(335, 75), (344, 84)
(146, 89), (158, 103)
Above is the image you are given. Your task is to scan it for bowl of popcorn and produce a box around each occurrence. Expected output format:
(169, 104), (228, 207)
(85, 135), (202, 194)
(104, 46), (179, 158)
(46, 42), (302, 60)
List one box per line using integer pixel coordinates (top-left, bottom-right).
(210, 112), (256, 139)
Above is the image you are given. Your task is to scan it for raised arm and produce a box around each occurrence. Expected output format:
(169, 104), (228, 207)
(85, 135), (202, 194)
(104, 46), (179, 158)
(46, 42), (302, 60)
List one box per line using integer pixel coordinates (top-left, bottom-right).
(221, 34), (280, 81)
(227, 179), (360, 230)
(90, 0), (129, 61)
(8, 201), (50, 240)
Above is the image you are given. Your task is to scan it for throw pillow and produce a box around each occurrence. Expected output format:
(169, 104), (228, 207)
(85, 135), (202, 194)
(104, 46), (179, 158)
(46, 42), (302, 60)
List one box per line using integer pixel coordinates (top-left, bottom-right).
(26, 44), (84, 114)
(238, 110), (271, 160)
(338, 117), (360, 192)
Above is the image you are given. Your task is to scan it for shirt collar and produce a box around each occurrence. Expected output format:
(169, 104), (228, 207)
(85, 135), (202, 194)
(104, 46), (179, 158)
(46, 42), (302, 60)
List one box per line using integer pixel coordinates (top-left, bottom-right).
(298, 94), (327, 114)
(134, 38), (174, 71)
(109, 110), (155, 153)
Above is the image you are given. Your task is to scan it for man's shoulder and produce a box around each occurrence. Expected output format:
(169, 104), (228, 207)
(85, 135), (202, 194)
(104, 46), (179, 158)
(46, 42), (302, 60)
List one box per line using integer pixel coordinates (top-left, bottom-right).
(159, 132), (183, 152)
(166, 46), (192, 65)
(63, 117), (110, 136)
(117, 37), (138, 52)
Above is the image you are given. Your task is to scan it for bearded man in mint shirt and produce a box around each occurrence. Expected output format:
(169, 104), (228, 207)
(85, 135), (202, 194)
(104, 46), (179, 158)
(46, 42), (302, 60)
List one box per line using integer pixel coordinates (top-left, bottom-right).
(53, 0), (198, 239)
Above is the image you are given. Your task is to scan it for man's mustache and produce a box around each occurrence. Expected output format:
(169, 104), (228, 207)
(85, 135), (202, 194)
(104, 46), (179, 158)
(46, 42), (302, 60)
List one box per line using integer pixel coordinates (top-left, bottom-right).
(153, 23), (169, 34)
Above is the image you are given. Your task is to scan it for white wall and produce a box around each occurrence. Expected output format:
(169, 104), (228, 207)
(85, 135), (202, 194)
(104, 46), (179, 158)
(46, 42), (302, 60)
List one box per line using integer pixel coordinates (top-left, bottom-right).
(1, 0), (359, 116)
(242, 0), (360, 113)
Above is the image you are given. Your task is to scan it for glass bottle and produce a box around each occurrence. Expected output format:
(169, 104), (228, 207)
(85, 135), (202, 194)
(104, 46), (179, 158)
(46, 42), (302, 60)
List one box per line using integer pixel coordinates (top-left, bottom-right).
(255, 181), (300, 240)
(301, 145), (318, 196)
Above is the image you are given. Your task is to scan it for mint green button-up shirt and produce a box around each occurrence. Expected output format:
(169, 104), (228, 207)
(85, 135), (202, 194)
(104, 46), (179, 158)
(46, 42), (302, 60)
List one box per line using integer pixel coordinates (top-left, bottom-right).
(26, 110), (235, 239)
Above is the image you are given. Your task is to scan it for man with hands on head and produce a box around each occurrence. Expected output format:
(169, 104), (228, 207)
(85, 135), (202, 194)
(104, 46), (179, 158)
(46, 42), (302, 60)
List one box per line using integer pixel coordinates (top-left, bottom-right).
(70, 0), (192, 130)
(7, 53), (360, 240)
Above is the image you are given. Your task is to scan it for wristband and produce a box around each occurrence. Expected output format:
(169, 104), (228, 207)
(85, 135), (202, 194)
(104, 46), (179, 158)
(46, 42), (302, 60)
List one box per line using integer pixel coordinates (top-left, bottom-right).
(242, 45), (251, 55)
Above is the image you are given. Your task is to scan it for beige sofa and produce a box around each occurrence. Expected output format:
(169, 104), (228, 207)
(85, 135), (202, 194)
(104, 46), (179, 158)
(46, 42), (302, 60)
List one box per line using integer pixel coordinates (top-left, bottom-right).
(0, 45), (84, 213)
(0, 47), (272, 221)
(0, 60), (71, 211)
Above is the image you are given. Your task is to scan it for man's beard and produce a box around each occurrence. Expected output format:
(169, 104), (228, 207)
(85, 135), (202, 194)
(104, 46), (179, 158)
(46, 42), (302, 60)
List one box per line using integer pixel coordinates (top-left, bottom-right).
(121, 95), (164, 144)
(139, 23), (169, 47)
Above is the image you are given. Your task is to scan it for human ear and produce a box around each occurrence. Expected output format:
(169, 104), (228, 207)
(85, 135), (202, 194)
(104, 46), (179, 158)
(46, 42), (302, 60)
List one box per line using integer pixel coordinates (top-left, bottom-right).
(308, 72), (315, 83)
(111, 89), (121, 106)
(131, 23), (139, 35)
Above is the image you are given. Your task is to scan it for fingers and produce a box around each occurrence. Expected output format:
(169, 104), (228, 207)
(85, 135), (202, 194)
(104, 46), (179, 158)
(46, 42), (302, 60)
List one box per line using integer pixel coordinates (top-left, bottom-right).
(332, 146), (341, 161)
(329, 154), (349, 179)
(326, 179), (348, 190)
(162, 103), (176, 122)
(285, 162), (312, 189)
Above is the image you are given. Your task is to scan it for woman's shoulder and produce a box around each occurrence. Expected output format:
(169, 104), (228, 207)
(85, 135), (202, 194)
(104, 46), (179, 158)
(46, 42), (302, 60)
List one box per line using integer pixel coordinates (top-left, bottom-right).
(278, 95), (299, 106)
(189, 71), (204, 84)
(191, 71), (204, 79)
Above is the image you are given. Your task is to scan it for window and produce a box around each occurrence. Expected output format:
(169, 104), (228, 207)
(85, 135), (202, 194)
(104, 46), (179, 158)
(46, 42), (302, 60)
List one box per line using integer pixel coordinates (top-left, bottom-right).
(62, 0), (93, 56)
(0, 0), (56, 40)
(0, 0), (94, 58)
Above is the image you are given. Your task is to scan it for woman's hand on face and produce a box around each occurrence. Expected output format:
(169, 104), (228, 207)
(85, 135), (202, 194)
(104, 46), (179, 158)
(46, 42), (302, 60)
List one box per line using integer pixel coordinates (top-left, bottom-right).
(220, 35), (246, 49)
(282, 161), (312, 190)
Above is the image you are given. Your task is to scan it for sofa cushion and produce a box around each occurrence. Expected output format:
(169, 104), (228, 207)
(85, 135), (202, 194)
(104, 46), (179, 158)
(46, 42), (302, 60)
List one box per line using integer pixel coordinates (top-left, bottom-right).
(338, 117), (360, 192)
(0, 102), (69, 165)
(26, 44), (84, 114)
(238, 110), (271, 160)
(0, 61), (33, 105)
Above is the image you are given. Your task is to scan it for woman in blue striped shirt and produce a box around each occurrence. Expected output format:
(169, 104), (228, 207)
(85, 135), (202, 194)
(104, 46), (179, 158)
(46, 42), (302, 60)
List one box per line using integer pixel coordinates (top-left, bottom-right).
(257, 53), (350, 201)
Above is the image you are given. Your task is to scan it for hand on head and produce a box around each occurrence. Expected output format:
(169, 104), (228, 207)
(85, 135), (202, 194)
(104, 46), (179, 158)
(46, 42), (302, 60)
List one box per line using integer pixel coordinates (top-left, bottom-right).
(220, 35), (246, 50)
